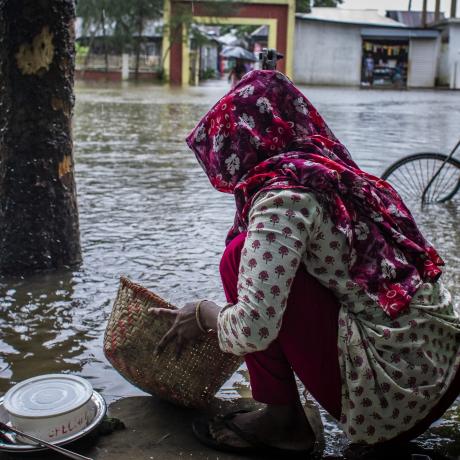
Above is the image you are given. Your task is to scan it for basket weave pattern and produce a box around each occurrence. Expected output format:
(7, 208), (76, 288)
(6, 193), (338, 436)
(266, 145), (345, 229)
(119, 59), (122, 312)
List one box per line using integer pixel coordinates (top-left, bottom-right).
(104, 277), (242, 408)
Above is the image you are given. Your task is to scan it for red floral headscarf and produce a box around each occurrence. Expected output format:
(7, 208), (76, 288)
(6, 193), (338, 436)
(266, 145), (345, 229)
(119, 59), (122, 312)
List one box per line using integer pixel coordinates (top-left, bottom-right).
(186, 70), (443, 318)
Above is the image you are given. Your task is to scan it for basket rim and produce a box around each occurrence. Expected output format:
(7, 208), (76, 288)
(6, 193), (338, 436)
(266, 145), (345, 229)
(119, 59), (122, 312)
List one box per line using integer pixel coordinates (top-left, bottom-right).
(105, 277), (244, 408)
(119, 276), (176, 310)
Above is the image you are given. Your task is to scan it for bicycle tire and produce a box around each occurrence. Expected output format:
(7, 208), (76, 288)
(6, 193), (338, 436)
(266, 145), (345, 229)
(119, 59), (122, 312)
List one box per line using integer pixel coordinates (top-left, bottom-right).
(381, 152), (460, 204)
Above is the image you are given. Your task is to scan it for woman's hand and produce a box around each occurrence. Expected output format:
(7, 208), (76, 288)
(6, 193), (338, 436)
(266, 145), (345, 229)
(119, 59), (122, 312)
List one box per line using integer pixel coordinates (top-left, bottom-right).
(150, 300), (221, 358)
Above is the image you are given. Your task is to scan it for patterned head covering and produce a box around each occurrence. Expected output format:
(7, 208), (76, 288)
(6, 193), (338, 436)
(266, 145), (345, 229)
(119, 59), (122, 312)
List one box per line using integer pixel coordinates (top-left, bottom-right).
(186, 70), (443, 318)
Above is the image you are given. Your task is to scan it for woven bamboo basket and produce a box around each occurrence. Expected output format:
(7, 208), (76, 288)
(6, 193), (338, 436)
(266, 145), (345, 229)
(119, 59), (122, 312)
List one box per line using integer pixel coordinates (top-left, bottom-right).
(104, 277), (242, 408)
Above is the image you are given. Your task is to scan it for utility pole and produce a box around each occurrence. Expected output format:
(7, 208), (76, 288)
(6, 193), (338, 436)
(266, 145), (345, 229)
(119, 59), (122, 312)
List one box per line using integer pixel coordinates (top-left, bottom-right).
(435, 0), (441, 22)
(422, 0), (428, 26)
(0, 0), (81, 275)
(452, 0), (458, 18)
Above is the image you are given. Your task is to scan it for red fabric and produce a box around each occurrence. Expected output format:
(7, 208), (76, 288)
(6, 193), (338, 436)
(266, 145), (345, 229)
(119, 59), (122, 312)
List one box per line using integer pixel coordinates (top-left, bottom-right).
(187, 70), (443, 319)
(220, 232), (342, 419)
(219, 232), (460, 443)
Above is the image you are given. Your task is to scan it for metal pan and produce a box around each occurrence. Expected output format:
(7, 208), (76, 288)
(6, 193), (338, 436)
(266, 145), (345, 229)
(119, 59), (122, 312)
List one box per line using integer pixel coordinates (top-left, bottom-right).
(0, 391), (106, 453)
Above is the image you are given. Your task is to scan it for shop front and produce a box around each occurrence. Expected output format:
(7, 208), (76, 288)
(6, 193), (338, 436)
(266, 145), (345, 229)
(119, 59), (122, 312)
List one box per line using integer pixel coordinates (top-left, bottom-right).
(361, 28), (440, 89)
(361, 39), (409, 88)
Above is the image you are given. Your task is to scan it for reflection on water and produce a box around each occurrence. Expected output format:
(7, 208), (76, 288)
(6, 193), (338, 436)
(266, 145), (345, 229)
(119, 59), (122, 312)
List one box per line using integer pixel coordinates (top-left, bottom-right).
(1, 81), (460, 457)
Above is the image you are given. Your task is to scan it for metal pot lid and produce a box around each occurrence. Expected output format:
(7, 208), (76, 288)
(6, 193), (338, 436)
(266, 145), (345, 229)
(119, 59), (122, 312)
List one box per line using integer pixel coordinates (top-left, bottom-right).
(3, 374), (93, 418)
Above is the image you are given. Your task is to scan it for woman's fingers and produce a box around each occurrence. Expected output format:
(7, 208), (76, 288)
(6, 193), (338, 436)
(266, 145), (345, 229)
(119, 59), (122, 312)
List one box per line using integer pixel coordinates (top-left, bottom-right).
(175, 335), (184, 360)
(151, 303), (204, 358)
(151, 309), (177, 355)
(149, 307), (176, 317)
(155, 327), (176, 355)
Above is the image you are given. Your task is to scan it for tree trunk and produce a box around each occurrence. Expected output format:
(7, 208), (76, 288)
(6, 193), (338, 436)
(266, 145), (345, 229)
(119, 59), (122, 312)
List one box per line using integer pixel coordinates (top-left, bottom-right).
(135, 38), (141, 80)
(101, 8), (109, 74)
(84, 31), (96, 68)
(421, 0), (427, 27)
(435, 0), (441, 22)
(134, 13), (144, 81)
(0, 0), (81, 275)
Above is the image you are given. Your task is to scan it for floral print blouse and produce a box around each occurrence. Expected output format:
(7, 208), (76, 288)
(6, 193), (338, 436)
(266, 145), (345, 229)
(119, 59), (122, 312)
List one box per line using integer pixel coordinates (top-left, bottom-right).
(217, 189), (460, 444)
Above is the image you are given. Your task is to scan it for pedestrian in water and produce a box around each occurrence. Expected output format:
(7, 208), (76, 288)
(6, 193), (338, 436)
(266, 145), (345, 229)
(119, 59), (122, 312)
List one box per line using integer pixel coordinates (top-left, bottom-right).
(152, 70), (460, 456)
(363, 53), (374, 84)
(228, 58), (247, 88)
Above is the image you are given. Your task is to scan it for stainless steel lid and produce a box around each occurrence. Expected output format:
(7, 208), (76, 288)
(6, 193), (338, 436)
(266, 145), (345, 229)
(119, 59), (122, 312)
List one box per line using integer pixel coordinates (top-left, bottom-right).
(3, 374), (93, 418)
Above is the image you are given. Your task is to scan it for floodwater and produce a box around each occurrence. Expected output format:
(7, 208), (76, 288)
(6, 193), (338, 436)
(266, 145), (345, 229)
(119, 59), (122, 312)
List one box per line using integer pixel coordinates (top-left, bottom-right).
(1, 80), (460, 457)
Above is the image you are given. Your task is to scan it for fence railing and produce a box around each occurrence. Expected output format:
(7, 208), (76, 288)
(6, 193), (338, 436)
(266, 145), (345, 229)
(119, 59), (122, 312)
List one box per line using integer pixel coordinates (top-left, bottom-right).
(76, 53), (160, 72)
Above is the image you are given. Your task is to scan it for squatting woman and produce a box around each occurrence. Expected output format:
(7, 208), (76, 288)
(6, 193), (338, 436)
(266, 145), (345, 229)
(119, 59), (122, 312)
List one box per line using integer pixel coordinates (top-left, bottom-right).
(153, 70), (460, 456)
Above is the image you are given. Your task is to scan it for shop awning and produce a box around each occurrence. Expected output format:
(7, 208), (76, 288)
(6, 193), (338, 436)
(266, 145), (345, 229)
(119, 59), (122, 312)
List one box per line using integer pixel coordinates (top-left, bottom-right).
(361, 27), (439, 40)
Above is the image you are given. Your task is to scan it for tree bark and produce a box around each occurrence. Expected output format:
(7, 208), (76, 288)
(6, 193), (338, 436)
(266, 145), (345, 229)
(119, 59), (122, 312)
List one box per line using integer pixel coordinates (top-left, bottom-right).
(435, 0), (441, 22)
(421, 0), (427, 27)
(134, 14), (144, 81)
(101, 8), (109, 74)
(0, 0), (81, 275)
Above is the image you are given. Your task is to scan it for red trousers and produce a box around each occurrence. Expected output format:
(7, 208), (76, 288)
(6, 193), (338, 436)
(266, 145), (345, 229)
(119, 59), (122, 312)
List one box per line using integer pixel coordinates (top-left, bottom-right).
(219, 232), (460, 443)
(220, 232), (342, 419)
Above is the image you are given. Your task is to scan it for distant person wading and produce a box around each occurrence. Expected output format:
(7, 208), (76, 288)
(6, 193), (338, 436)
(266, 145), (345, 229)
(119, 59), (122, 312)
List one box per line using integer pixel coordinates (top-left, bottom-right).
(228, 58), (248, 88)
(152, 70), (460, 456)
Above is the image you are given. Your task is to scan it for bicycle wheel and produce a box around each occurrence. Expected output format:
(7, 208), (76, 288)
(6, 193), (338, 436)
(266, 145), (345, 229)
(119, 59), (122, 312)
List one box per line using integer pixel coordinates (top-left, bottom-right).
(381, 153), (460, 204)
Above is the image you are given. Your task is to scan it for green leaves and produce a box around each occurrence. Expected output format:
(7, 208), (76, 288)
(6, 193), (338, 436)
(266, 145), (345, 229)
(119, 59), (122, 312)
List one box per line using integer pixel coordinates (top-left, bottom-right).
(313, 0), (343, 6)
(77, 0), (163, 52)
(296, 0), (344, 12)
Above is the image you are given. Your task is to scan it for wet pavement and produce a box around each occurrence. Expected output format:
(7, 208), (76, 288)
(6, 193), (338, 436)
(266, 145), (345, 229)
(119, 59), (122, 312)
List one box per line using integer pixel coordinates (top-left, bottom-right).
(1, 80), (460, 458)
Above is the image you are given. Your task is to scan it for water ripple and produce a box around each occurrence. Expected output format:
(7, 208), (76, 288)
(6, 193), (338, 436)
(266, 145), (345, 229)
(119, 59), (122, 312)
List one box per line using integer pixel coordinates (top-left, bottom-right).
(1, 82), (460, 456)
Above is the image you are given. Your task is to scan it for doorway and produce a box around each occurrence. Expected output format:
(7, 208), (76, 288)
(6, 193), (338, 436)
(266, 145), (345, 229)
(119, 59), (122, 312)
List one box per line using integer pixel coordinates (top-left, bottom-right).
(361, 39), (409, 88)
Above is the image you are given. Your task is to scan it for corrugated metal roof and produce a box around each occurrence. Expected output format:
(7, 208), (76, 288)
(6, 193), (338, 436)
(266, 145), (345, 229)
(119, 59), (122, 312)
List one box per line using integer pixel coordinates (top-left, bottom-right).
(361, 27), (440, 39)
(386, 10), (446, 27)
(217, 33), (244, 46)
(251, 24), (268, 38)
(296, 8), (407, 28)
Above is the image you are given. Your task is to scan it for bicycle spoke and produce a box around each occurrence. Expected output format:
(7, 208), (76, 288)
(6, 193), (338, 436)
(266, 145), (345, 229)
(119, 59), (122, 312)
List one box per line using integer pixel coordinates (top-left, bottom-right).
(422, 158), (437, 203)
(400, 169), (423, 199)
(391, 170), (421, 201)
(398, 164), (417, 195)
(418, 158), (434, 203)
(422, 160), (451, 203)
(381, 153), (460, 206)
(431, 169), (449, 201)
(417, 157), (426, 190)
(390, 175), (412, 196)
(430, 158), (437, 184)
(434, 167), (459, 202)
(429, 162), (452, 202)
(409, 161), (425, 195)
(427, 169), (442, 203)
(389, 170), (413, 197)
(429, 158), (439, 203)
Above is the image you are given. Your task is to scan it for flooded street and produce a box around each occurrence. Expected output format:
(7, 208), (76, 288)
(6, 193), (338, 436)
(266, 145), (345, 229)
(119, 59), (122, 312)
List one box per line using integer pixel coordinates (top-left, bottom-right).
(1, 80), (460, 457)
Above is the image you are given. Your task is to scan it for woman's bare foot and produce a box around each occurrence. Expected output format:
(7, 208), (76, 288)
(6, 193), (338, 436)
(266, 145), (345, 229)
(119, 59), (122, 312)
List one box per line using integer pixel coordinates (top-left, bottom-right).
(210, 401), (315, 451)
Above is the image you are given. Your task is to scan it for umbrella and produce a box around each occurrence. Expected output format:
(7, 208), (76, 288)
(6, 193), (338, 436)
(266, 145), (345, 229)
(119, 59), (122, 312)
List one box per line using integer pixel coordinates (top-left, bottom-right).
(220, 46), (257, 62)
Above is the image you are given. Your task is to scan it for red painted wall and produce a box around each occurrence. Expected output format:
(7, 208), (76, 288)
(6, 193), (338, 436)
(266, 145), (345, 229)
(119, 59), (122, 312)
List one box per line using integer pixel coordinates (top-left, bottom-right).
(76, 70), (122, 81)
(75, 70), (160, 81)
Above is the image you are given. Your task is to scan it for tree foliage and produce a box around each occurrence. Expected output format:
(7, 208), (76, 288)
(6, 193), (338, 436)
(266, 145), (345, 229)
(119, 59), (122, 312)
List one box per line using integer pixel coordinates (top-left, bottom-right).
(296, 0), (310, 13)
(313, 0), (343, 6)
(296, 0), (343, 12)
(77, 0), (162, 50)
(77, 0), (162, 76)
(76, 0), (239, 76)
(111, 0), (162, 49)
